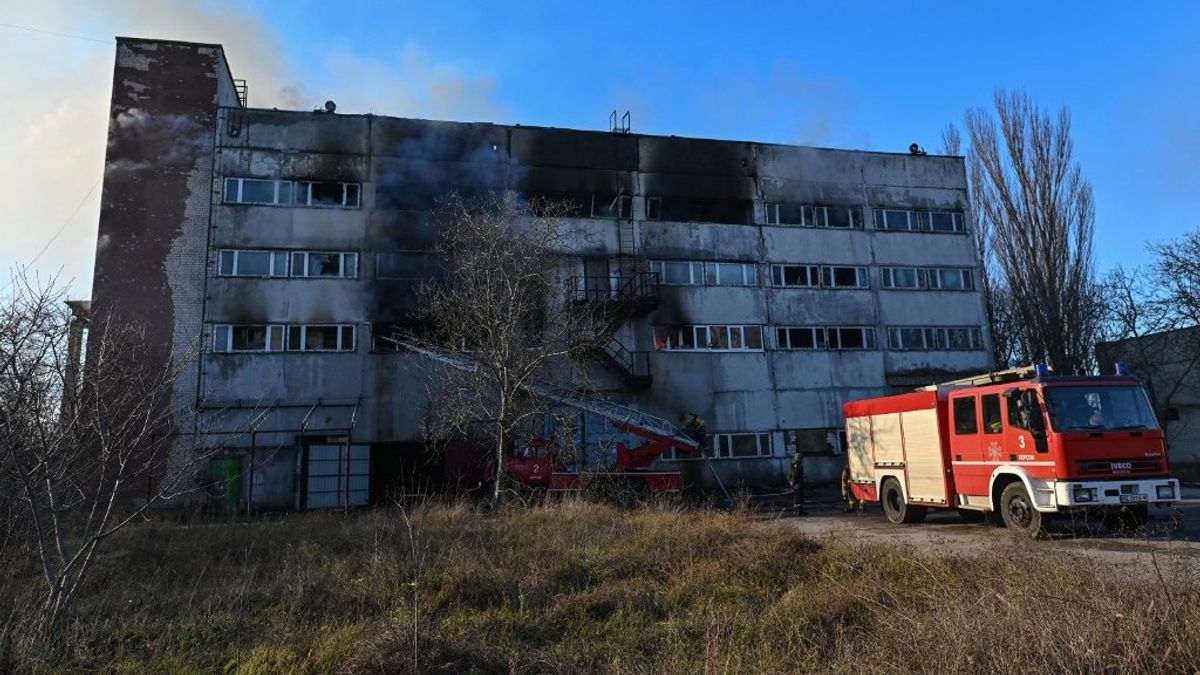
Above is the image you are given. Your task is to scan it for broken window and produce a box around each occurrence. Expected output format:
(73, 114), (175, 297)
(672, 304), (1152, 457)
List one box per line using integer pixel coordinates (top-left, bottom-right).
(776, 327), (821, 350)
(212, 324), (284, 352)
(822, 266), (869, 288)
(829, 327), (875, 350)
(645, 196), (662, 221)
(284, 324), (356, 352)
(771, 264), (819, 287)
(786, 429), (844, 457)
(295, 181), (361, 208)
(587, 194), (623, 218)
(377, 251), (440, 280)
(654, 325), (764, 352)
(289, 252), (358, 279)
(709, 432), (771, 459)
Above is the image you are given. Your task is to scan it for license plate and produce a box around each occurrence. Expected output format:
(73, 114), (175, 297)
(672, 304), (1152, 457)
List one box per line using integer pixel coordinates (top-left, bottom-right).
(1119, 494), (1148, 503)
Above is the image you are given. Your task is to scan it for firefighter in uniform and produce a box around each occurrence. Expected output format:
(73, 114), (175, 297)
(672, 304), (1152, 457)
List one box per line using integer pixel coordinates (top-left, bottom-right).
(679, 413), (707, 455)
(787, 449), (806, 515)
(840, 463), (863, 513)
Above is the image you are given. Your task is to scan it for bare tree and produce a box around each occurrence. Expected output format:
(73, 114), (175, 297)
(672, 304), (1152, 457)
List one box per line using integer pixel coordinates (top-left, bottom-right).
(941, 123), (1020, 368)
(961, 89), (1101, 372)
(413, 195), (607, 505)
(0, 271), (211, 640)
(1097, 233), (1200, 440)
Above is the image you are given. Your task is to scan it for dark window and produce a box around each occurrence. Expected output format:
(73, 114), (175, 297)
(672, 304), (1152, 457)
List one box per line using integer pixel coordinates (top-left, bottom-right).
(304, 326), (340, 351)
(930, 212), (960, 232)
(240, 179), (276, 204)
(953, 397), (978, 435)
(646, 197), (662, 220)
(982, 394), (1002, 434)
(232, 326), (267, 351)
(308, 253), (341, 277)
(309, 182), (345, 206)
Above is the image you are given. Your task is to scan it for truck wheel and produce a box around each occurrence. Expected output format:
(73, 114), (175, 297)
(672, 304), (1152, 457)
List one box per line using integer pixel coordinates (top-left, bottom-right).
(1102, 505), (1149, 533)
(881, 478), (927, 524)
(999, 482), (1045, 538)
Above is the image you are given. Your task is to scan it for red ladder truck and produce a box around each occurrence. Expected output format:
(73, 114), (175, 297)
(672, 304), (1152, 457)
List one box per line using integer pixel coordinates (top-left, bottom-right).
(379, 335), (699, 497)
(844, 364), (1181, 537)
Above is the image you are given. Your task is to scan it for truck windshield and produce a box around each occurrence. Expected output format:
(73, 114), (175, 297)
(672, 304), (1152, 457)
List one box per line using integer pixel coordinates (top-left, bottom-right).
(1043, 386), (1159, 432)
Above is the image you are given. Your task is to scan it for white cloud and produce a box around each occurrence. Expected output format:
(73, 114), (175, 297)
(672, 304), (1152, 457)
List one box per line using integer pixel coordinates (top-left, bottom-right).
(0, 0), (506, 297)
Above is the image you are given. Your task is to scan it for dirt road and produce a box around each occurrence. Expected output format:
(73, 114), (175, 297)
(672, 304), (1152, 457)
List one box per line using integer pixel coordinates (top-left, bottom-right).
(766, 489), (1200, 584)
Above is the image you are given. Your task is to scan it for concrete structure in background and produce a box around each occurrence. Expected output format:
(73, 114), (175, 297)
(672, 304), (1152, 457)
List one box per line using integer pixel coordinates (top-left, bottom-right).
(91, 37), (992, 509)
(1097, 328), (1200, 469)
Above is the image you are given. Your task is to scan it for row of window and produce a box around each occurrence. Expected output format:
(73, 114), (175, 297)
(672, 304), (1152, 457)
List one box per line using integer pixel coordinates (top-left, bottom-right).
(655, 260), (974, 292)
(220, 180), (965, 233)
(649, 260), (759, 287)
(213, 324), (357, 353)
(218, 250), (359, 279)
(654, 324), (985, 352)
(224, 178), (361, 208)
(211, 322), (982, 354)
(212, 249), (973, 293)
(664, 428), (848, 461)
(874, 209), (966, 233)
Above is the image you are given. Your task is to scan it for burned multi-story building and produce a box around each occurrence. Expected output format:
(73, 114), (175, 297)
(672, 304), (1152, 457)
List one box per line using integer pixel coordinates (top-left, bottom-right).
(92, 37), (992, 509)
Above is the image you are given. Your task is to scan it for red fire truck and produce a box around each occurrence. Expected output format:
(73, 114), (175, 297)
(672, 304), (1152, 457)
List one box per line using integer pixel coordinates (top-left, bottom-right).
(844, 365), (1181, 537)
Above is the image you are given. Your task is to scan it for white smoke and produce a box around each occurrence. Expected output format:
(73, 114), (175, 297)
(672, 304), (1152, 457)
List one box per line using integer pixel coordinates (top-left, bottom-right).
(0, 0), (507, 296)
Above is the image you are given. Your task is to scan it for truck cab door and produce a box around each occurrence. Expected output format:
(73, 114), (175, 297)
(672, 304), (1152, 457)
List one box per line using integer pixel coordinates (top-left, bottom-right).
(1004, 388), (1049, 458)
(948, 393), (988, 497)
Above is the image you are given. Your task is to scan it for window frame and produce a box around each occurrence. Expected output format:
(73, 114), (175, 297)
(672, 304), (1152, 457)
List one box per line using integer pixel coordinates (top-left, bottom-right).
(873, 208), (967, 233)
(668, 431), (773, 460)
(654, 324), (765, 352)
(212, 324), (286, 353)
(217, 249), (290, 278)
(887, 325), (984, 351)
(649, 260), (758, 287)
(224, 177), (362, 208)
(289, 251), (360, 279)
(953, 396), (979, 435)
(771, 264), (869, 289)
(212, 324), (356, 353)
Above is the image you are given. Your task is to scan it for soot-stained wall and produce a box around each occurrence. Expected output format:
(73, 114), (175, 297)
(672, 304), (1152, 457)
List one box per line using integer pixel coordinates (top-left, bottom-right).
(108, 70), (990, 493)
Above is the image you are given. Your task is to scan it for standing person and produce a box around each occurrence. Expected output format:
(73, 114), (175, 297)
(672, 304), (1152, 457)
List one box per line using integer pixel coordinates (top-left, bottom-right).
(840, 463), (863, 513)
(679, 413), (707, 455)
(787, 449), (806, 515)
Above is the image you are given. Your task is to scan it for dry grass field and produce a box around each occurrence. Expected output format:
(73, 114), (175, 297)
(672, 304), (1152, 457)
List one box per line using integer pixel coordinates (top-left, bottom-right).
(3, 500), (1198, 673)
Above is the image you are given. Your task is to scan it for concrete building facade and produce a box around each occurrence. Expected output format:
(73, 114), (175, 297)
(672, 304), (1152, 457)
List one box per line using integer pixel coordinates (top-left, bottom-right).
(1097, 328), (1200, 471)
(93, 38), (992, 509)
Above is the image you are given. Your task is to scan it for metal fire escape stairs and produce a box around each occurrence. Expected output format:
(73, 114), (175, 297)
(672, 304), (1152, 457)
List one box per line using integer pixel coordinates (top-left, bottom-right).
(568, 201), (658, 390)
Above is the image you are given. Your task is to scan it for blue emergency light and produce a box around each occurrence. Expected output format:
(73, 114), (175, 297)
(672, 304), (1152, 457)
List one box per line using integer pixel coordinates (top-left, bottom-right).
(1034, 362), (1051, 377)
(1115, 362), (1130, 375)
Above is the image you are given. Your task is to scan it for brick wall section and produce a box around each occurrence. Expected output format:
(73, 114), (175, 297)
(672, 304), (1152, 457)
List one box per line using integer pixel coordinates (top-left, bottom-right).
(92, 39), (236, 493)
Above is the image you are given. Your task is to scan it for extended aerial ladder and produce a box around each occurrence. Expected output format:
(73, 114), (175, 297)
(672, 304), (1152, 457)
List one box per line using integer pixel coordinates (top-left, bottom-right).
(377, 334), (702, 495)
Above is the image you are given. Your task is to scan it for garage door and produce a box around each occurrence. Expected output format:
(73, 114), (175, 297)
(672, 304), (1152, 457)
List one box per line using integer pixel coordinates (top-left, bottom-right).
(304, 444), (370, 509)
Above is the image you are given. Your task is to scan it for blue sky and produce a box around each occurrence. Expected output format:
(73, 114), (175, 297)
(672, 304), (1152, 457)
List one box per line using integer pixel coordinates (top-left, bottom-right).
(2, 1), (1198, 293)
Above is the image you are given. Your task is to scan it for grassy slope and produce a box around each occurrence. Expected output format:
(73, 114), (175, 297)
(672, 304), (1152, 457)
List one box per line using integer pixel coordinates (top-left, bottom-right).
(4, 502), (1198, 674)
